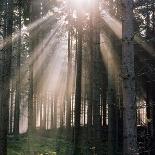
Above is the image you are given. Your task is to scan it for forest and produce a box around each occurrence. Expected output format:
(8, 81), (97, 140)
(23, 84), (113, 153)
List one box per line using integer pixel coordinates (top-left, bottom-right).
(0, 0), (155, 154)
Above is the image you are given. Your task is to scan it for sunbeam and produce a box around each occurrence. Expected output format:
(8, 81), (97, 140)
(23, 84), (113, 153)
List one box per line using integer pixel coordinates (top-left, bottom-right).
(1, 0), (155, 154)
(11, 16), (66, 91)
(101, 9), (155, 57)
(0, 12), (56, 50)
(101, 10), (122, 39)
(100, 32), (120, 79)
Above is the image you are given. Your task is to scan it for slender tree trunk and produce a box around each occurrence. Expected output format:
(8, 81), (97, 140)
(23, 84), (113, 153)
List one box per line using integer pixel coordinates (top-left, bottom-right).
(14, 1), (22, 135)
(51, 95), (54, 129)
(146, 83), (151, 134)
(28, 0), (34, 132)
(28, 0), (41, 132)
(83, 94), (86, 126)
(40, 94), (43, 129)
(92, 1), (102, 154)
(102, 82), (107, 127)
(107, 48), (116, 155)
(74, 12), (83, 155)
(43, 94), (47, 130)
(60, 97), (64, 128)
(47, 94), (50, 129)
(54, 95), (57, 129)
(0, 0), (13, 154)
(28, 60), (34, 132)
(9, 81), (14, 134)
(122, 0), (137, 154)
(66, 25), (72, 129)
(87, 13), (93, 129)
(151, 83), (155, 154)
(33, 94), (37, 129)
(152, 0), (155, 34)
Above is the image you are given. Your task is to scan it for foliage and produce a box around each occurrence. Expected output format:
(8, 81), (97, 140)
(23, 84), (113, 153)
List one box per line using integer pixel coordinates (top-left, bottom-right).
(7, 133), (73, 155)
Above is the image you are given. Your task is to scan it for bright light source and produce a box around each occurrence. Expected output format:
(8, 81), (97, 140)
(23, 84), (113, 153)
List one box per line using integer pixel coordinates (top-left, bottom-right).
(69, 0), (92, 10)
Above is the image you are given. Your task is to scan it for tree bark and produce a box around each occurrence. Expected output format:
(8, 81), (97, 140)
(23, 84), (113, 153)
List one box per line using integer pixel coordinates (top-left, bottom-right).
(74, 12), (83, 155)
(122, 0), (137, 154)
(14, 1), (22, 135)
(66, 25), (72, 129)
(91, 0), (102, 154)
(0, 0), (13, 154)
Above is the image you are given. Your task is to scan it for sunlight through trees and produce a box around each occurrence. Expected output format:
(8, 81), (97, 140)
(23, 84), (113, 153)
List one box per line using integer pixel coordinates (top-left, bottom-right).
(0, 0), (155, 155)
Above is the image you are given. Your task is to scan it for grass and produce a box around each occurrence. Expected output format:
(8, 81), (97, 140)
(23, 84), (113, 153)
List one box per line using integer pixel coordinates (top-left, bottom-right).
(7, 131), (73, 155)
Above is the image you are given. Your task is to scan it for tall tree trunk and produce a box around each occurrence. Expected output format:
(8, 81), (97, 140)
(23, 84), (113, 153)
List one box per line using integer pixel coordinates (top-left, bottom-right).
(107, 54), (116, 155)
(14, 1), (22, 135)
(28, 0), (34, 132)
(0, 0), (13, 154)
(74, 12), (83, 155)
(33, 94), (37, 129)
(122, 0), (137, 154)
(47, 94), (50, 129)
(146, 83), (151, 134)
(91, 0), (102, 154)
(87, 13), (93, 129)
(60, 97), (64, 128)
(66, 24), (72, 129)
(102, 78), (107, 127)
(28, 59), (34, 132)
(40, 94), (43, 129)
(51, 95), (54, 129)
(43, 94), (47, 130)
(53, 95), (57, 129)
(28, 0), (41, 132)
(150, 82), (155, 154)
(9, 81), (14, 134)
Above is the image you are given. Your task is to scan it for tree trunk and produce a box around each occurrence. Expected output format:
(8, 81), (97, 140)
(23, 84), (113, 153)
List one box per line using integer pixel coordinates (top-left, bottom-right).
(122, 0), (137, 154)
(28, 0), (41, 132)
(0, 0), (13, 154)
(9, 81), (14, 134)
(53, 95), (57, 129)
(51, 95), (54, 129)
(74, 12), (83, 155)
(150, 82), (155, 154)
(40, 94), (43, 129)
(107, 60), (116, 155)
(91, 0), (102, 154)
(14, 1), (22, 135)
(66, 26), (72, 129)
(43, 94), (47, 130)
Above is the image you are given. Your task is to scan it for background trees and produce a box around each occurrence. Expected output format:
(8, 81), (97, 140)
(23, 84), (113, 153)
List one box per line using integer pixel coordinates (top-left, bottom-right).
(0, 0), (155, 154)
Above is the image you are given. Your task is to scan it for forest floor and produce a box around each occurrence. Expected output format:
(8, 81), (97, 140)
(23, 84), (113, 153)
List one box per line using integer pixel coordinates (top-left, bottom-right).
(7, 127), (109, 155)
(7, 130), (73, 155)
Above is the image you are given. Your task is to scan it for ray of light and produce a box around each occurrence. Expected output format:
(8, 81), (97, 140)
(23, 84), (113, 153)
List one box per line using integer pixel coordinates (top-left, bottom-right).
(100, 32), (120, 76)
(34, 35), (69, 129)
(101, 10), (155, 57)
(33, 18), (66, 76)
(0, 12), (56, 50)
(134, 34), (155, 57)
(11, 17), (66, 92)
(19, 28), (69, 132)
(101, 10), (122, 39)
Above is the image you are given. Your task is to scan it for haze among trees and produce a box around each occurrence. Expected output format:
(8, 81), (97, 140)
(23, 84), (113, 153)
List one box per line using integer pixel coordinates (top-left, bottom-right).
(0, 0), (155, 155)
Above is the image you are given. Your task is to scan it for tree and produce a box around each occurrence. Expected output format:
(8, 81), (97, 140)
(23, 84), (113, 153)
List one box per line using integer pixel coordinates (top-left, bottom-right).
(74, 11), (83, 155)
(28, 0), (41, 132)
(0, 0), (13, 154)
(106, 34), (117, 155)
(122, 0), (137, 154)
(66, 16), (72, 129)
(91, 0), (102, 154)
(14, 0), (22, 135)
